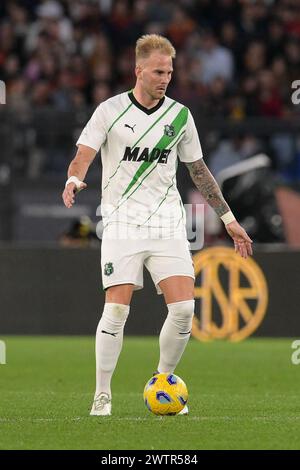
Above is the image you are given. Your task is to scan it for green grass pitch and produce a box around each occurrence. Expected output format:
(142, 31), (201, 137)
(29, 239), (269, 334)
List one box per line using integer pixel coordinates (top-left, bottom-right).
(0, 336), (300, 450)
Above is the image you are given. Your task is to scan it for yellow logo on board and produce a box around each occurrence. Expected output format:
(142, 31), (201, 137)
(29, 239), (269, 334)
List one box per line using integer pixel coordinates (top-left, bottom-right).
(192, 247), (268, 342)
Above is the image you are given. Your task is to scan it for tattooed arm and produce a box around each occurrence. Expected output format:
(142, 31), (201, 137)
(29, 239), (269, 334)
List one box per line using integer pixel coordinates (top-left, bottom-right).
(185, 158), (230, 218)
(185, 159), (253, 258)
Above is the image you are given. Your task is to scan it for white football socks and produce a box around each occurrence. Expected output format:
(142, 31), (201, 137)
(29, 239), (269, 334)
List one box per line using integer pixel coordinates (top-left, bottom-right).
(95, 303), (130, 397)
(158, 300), (194, 373)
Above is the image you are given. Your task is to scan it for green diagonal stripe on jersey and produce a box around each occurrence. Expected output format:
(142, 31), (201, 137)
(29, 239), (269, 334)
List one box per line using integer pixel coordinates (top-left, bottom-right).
(102, 103), (134, 190)
(141, 171), (177, 225)
(122, 106), (188, 197)
(107, 102), (133, 133)
(139, 140), (183, 225)
(103, 114), (188, 225)
(103, 100), (176, 191)
(130, 100), (176, 150)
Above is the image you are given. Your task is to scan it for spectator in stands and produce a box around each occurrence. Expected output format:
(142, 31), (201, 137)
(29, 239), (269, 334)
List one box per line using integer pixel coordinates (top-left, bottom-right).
(195, 27), (234, 85)
(0, 0), (299, 181)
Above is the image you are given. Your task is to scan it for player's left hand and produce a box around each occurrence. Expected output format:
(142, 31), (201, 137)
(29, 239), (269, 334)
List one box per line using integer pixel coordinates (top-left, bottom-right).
(225, 220), (253, 258)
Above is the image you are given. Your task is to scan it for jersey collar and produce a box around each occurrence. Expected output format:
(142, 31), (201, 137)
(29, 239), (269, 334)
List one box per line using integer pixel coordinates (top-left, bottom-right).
(128, 91), (165, 115)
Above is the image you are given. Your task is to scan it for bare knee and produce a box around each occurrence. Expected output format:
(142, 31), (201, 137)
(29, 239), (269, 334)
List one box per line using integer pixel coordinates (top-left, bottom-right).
(159, 276), (194, 304)
(105, 284), (134, 305)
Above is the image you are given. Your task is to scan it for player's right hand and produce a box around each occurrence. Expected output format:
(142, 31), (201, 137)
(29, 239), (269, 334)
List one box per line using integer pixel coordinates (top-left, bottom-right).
(62, 181), (87, 208)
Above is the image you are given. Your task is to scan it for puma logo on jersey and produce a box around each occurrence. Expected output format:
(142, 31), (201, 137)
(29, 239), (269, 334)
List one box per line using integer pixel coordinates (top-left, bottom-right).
(122, 146), (171, 164)
(124, 123), (136, 133)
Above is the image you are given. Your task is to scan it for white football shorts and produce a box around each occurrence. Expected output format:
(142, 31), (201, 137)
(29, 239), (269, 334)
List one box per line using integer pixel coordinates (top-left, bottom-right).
(101, 236), (195, 295)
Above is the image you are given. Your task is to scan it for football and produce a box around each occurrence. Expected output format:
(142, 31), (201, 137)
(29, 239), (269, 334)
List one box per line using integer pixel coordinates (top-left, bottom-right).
(143, 373), (188, 415)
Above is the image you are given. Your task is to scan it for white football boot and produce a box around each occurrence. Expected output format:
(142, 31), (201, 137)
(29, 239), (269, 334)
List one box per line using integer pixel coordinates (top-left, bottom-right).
(178, 404), (189, 415)
(90, 392), (111, 416)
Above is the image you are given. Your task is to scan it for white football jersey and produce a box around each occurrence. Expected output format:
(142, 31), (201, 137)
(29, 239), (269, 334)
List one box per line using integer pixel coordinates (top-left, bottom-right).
(76, 91), (203, 238)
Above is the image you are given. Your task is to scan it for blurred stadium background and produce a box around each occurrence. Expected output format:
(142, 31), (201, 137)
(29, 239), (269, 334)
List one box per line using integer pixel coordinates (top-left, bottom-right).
(1, 0), (300, 334)
(0, 0), (300, 450)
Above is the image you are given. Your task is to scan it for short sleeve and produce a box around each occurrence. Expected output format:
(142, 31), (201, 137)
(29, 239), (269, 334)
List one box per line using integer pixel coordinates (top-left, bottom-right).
(76, 104), (107, 152)
(177, 109), (203, 163)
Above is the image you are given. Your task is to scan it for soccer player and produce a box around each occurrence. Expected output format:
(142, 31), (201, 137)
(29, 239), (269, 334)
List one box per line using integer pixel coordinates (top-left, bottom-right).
(62, 35), (252, 416)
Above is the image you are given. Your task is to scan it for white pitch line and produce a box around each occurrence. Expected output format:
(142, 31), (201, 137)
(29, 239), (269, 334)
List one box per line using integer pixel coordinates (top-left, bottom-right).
(0, 416), (299, 423)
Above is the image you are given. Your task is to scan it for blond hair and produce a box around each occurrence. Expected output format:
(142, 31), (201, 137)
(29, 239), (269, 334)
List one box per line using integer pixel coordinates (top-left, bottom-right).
(136, 34), (176, 63)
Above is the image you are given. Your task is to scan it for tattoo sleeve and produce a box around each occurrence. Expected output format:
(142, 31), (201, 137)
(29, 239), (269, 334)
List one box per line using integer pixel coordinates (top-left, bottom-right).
(185, 159), (230, 217)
